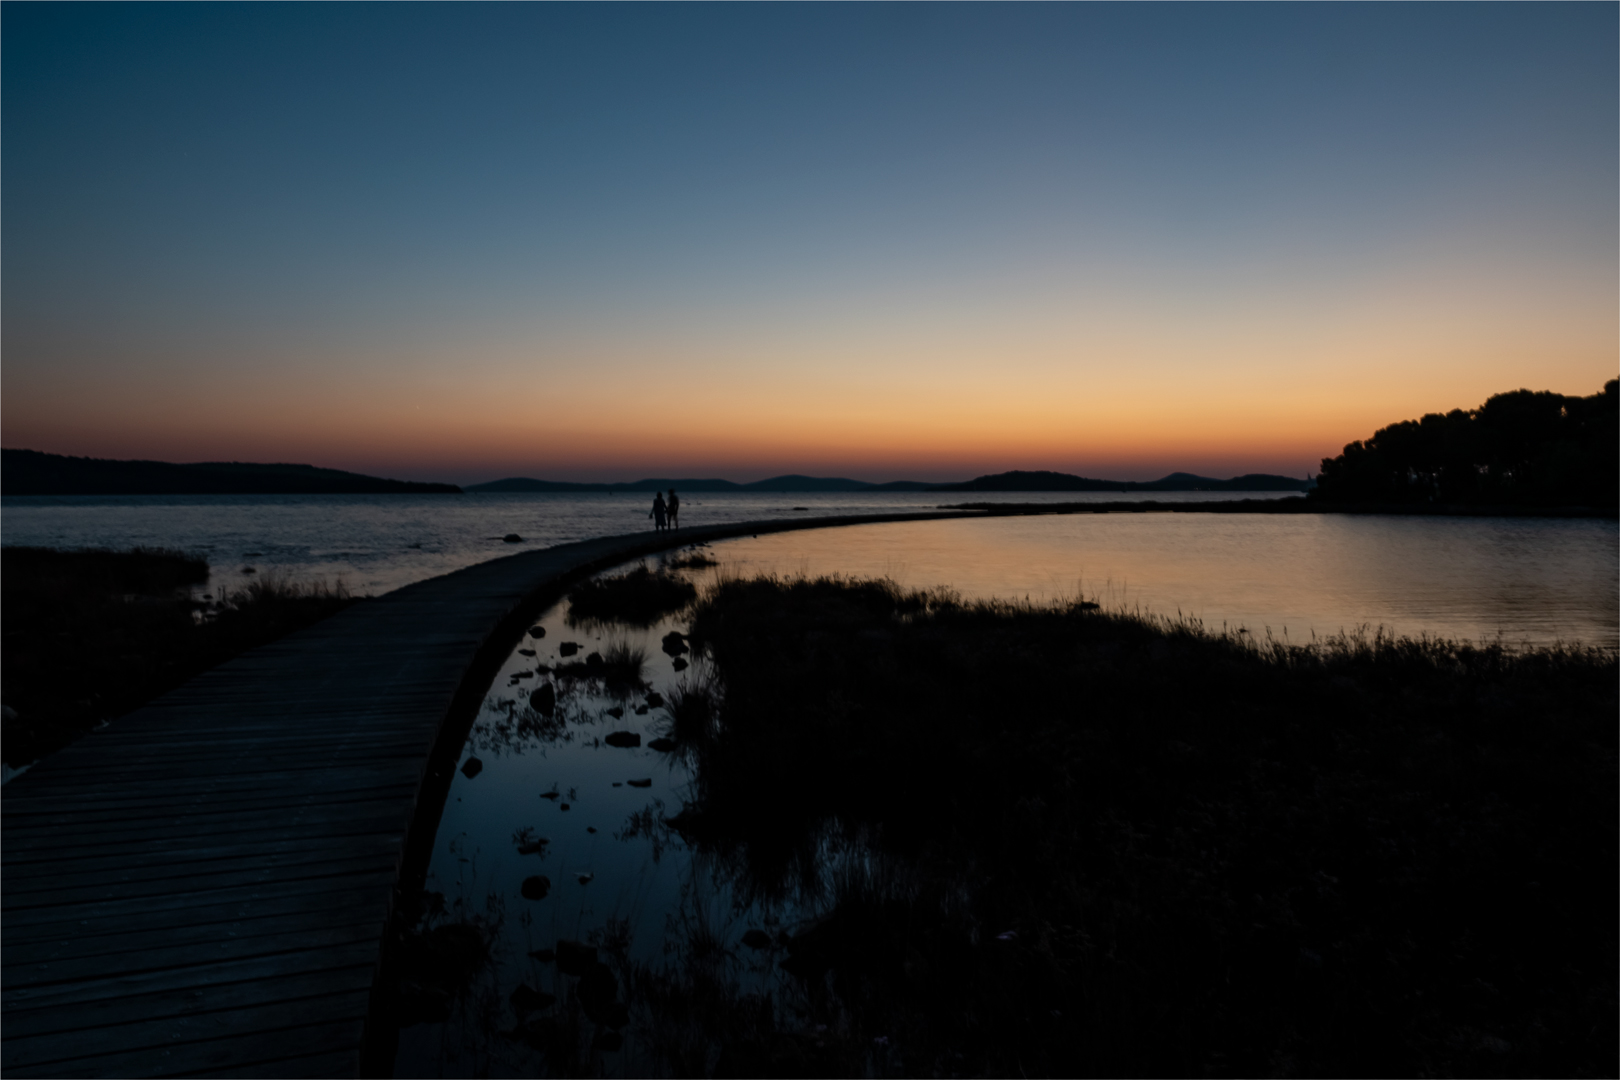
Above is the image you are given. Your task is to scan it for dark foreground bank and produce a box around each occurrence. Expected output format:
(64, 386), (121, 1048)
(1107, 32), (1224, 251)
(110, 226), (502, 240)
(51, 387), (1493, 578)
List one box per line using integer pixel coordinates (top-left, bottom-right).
(621, 577), (1614, 1076)
(0, 546), (362, 768)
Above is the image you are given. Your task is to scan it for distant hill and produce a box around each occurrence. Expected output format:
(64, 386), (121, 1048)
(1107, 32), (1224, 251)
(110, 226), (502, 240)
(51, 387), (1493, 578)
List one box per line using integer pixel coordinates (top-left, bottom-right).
(933, 470), (1311, 493)
(466, 475), (933, 493)
(2, 449), (462, 495)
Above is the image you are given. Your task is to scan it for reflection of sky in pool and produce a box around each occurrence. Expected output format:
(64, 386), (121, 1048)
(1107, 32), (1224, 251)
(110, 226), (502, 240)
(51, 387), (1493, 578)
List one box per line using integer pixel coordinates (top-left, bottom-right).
(396, 557), (796, 1077)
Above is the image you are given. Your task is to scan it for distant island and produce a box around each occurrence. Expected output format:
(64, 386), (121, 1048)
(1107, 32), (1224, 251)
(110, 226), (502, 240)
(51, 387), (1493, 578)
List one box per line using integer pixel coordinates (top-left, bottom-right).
(1, 449), (463, 495)
(933, 470), (1310, 493)
(1310, 380), (1617, 507)
(466, 474), (935, 493)
(468, 471), (1311, 494)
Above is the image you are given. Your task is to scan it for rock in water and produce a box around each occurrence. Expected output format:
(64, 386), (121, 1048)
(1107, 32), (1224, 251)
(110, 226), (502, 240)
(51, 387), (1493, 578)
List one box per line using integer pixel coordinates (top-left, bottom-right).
(460, 757), (483, 778)
(578, 961), (626, 1026)
(503, 534), (524, 543)
(529, 684), (556, 716)
(521, 875), (551, 900)
(604, 706), (624, 719)
(559, 642), (580, 657)
(626, 778), (653, 788)
(585, 651), (603, 668)
(660, 631), (688, 657)
(603, 731), (641, 748)
(528, 625), (547, 638)
(645, 692), (664, 707)
(556, 939), (598, 976)
(671, 658), (688, 672)
(647, 737), (677, 753)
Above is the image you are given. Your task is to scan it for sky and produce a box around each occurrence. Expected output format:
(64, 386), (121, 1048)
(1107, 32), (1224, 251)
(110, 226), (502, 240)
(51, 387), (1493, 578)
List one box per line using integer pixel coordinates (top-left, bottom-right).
(3, 3), (1615, 485)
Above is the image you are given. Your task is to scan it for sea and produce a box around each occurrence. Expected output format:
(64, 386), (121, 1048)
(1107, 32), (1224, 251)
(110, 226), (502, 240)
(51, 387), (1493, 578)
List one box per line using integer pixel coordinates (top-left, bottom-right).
(1, 489), (1614, 649)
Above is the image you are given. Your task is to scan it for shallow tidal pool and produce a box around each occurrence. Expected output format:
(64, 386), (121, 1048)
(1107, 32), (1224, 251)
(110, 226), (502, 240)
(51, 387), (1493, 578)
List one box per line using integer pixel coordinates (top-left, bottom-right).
(394, 555), (829, 1077)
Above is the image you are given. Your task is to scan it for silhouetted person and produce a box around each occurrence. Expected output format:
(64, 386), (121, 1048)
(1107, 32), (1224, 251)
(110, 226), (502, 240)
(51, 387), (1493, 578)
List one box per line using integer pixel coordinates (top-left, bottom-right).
(650, 492), (667, 532)
(667, 488), (680, 529)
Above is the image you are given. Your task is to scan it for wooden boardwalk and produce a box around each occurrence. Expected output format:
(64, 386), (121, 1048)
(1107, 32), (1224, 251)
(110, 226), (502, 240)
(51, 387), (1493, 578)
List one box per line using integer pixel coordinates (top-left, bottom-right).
(1, 511), (978, 1078)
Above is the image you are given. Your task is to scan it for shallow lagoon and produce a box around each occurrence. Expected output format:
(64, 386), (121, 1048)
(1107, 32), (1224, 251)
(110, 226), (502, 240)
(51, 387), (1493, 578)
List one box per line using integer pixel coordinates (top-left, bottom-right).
(395, 563), (781, 1077)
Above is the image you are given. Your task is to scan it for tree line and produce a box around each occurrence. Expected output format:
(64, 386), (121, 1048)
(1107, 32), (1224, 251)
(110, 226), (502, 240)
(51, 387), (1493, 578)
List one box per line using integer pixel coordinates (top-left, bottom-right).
(1311, 380), (1617, 506)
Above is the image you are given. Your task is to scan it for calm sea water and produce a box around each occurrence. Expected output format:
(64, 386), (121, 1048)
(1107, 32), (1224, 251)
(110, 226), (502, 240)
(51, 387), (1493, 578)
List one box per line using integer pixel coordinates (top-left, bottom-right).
(1, 490), (1613, 647)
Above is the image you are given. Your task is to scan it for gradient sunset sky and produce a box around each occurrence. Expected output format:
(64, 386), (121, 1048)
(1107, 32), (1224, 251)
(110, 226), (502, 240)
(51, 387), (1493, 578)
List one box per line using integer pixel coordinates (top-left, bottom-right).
(4, 4), (1615, 484)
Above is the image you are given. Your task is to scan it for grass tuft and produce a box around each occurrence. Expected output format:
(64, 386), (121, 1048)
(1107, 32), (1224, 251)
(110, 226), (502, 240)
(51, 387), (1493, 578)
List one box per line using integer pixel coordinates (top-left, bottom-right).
(567, 564), (697, 627)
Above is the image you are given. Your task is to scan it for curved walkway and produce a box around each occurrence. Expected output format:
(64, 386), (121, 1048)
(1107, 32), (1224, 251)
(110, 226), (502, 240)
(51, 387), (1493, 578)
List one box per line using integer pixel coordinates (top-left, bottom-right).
(0, 511), (980, 1078)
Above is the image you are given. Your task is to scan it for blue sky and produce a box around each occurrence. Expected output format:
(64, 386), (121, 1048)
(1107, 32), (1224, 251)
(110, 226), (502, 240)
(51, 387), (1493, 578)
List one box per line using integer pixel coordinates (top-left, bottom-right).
(5, 3), (1615, 482)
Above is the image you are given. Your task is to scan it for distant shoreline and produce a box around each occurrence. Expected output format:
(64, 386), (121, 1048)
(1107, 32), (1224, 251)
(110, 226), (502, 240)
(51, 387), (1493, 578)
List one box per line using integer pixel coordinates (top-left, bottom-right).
(947, 497), (1618, 518)
(1, 449), (462, 496)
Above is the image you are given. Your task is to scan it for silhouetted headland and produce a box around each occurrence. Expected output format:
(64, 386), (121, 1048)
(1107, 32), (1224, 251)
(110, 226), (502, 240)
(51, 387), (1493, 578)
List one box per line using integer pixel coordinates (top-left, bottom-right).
(1310, 380), (1617, 507)
(1, 448), (463, 495)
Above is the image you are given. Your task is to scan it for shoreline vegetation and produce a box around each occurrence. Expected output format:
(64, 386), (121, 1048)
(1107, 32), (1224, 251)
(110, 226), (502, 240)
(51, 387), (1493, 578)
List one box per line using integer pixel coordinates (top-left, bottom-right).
(385, 572), (1616, 1076)
(664, 577), (1616, 1076)
(0, 546), (362, 769)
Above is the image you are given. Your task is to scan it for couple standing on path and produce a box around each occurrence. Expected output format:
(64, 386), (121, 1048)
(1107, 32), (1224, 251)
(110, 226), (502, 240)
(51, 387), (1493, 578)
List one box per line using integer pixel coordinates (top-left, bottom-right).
(650, 489), (680, 532)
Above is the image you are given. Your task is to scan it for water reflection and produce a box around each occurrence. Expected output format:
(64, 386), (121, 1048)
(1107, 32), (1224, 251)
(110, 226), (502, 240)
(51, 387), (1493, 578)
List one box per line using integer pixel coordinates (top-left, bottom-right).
(395, 555), (848, 1078)
(701, 513), (1618, 649)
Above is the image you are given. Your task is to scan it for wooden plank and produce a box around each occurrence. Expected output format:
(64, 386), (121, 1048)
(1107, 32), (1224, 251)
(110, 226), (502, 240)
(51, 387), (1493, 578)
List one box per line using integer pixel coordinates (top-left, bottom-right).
(5, 881), (394, 948)
(4, 905), (383, 971)
(2, 938), (380, 1012)
(2, 1018), (364, 1078)
(4, 852), (402, 911)
(2, 818), (408, 870)
(3, 780), (421, 825)
(0, 831), (404, 889)
(1, 869), (397, 930)
(4, 784), (422, 830)
(4, 992), (369, 1073)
